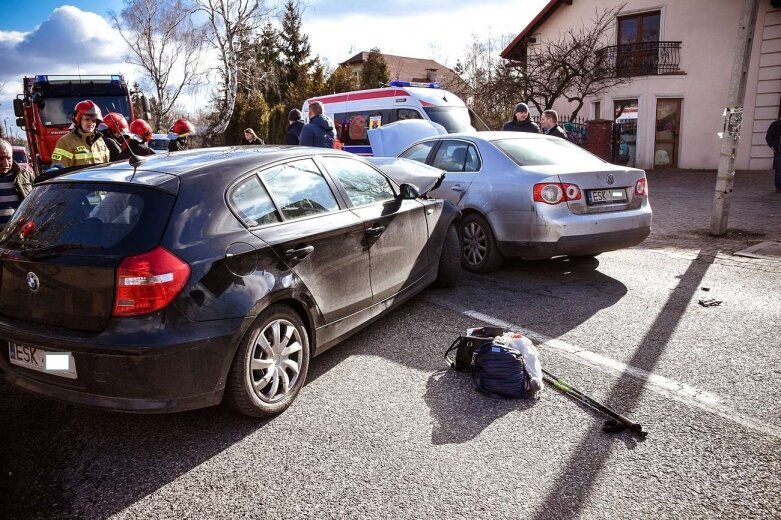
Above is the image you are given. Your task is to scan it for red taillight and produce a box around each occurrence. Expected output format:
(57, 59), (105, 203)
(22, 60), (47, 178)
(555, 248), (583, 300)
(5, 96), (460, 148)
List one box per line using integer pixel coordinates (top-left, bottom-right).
(113, 246), (190, 317)
(533, 182), (581, 204)
(635, 178), (648, 196)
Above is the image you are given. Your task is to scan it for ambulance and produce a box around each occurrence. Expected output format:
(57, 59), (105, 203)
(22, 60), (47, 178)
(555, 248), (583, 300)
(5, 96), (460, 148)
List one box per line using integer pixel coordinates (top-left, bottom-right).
(302, 81), (489, 155)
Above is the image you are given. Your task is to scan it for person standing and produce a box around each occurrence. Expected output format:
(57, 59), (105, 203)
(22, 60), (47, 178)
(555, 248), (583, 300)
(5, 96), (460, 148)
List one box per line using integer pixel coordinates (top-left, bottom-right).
(540, 110), (568, 140)
(168, 119), (195, 152)
(118, 119), (156, 160)
(243, 128), (264, 145)
(501, 103), (540, 133)
(100, 112), (130, 161)
(299, 102), (337, 148)
(764, 118), (781, 192)
(286, 109), (305, 145)
(51, 100), (110, 168)
(0, 138), (35, 228)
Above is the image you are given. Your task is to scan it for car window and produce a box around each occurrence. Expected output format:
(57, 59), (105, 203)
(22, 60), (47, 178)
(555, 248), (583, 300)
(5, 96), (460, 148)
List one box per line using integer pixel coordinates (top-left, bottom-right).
(229, 175), (280, 227)
(12, 149), (27, 163)
(399, 141), (435, 163)
(320, 156), (395, 207)
(431, 141), (477, 173)
(0, 183), (174, 255)
(492, 137), (606, 167)
(260, 159), (340, 220)
(397, 108), (423, 121)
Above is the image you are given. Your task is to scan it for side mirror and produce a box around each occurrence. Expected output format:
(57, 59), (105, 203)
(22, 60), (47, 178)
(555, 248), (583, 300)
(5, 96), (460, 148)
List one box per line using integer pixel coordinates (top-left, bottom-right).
(16, 117), (25, 129)
(13, 99), (24, 117)
(399, 183), (420, 200)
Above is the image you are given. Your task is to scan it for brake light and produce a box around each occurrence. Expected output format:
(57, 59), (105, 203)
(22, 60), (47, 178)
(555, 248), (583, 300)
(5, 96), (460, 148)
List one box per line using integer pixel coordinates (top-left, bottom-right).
(113, 247), (190, 317)
(533, 183), (582, 204)
(635, 178), (648, 196)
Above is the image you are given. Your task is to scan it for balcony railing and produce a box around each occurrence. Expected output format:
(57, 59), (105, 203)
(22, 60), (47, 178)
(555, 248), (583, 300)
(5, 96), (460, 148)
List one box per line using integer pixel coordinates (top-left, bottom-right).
(596, 41), (683, 77)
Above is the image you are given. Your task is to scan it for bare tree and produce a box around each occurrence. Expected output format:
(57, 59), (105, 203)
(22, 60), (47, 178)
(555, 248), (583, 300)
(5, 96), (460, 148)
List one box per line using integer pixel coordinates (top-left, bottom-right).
(501, 4), (631, 118)
(112, 0), (204, 132)
(196, 0), (271, 138)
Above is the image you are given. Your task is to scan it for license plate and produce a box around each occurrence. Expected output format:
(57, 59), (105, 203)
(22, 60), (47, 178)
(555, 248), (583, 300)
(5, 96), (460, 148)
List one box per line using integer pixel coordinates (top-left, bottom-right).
(8, 343), (77, 379)
(588, 188), (628, 205)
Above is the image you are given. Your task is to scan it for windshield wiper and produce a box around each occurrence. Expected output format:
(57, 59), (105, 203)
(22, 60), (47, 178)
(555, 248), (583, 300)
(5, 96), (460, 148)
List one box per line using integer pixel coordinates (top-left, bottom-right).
(21, 243), (103, 260)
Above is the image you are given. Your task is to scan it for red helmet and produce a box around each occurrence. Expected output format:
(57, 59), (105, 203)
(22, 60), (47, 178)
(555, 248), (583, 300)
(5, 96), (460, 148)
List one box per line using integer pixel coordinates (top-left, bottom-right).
(129, 119), (153, 142)
(102, 112), (128, 134)
(73, 100), (103, 124)
(170, 118), (194, 135)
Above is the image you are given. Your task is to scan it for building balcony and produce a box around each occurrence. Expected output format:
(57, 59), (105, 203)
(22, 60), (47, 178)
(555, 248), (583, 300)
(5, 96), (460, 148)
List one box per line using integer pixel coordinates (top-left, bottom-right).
(596, 41), (683, 77)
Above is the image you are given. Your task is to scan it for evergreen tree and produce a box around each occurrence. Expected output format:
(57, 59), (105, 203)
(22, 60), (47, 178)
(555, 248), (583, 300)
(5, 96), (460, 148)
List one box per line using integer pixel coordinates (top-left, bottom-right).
(279, 0), (315, 100)
(255, 22), (284, 106)
(225, 91), (270, 145)
(360, 48), (389, 90)
(328, 64), (359, 93)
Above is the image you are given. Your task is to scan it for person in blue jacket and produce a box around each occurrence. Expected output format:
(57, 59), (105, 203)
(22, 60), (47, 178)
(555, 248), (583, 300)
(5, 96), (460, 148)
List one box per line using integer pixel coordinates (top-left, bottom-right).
(299, 101), (336, 148)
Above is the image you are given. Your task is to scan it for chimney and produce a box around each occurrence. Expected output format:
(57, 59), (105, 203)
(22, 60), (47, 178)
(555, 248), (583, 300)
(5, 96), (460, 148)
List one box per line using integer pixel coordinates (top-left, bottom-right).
(426, 68), (438, 82)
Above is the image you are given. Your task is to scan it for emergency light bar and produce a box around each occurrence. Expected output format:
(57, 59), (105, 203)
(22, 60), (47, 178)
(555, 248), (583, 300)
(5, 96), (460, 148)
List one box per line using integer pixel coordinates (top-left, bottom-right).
(388, 81), (441, 89)
(33, 75), (126, 86)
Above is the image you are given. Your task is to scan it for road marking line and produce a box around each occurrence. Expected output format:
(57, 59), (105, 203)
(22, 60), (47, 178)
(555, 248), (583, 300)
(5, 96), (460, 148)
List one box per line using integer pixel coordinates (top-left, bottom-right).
(459, 309), (781, 441)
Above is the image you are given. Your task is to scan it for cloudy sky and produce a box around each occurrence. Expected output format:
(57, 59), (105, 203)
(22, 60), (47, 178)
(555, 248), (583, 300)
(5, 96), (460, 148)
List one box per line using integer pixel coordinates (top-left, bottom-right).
(0, 0), (548, 138)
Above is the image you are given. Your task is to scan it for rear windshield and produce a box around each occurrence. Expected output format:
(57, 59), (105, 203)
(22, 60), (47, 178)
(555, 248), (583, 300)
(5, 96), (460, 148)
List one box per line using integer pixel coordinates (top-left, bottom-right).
(149, 138), (169, 151)
(492, 137), (606, 167)
(0, 182), (175, 255)
(12, 150), (28, 163)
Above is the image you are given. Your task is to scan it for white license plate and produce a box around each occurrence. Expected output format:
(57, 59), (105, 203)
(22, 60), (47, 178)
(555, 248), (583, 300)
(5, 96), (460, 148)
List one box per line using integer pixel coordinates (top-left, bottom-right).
(588, 188), (628, 204)
(8, 343), (77, 379)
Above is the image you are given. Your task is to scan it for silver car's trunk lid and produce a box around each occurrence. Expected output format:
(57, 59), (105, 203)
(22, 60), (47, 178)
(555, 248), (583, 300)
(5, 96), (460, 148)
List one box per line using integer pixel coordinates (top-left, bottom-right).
(549, 167), (645, 214)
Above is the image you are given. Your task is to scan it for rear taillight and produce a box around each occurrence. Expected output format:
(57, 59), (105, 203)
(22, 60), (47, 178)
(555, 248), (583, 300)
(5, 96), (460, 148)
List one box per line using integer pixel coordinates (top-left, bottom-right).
(533, 183), (582, 204)
(113, 246), (190, 317)
(635, 178), (648, 196)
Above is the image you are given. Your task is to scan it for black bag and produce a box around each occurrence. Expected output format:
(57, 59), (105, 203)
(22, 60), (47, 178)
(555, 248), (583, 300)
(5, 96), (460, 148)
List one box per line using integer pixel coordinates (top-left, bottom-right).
(444, 326), (505, 371)
(471, 342), (528, 399)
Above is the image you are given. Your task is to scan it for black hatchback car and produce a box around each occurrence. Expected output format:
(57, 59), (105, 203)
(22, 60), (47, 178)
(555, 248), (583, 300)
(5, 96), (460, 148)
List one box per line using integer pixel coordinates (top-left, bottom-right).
(0, 147), (459, 417)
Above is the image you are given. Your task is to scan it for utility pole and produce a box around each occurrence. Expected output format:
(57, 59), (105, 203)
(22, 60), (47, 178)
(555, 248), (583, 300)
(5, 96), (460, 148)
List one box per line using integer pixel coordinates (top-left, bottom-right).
(710, 0), (760, 235)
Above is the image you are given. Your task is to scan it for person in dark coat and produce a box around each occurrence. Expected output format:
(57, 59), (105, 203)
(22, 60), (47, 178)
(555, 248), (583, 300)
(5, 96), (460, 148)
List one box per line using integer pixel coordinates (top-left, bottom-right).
(0, 138), (35, 228)
(765, 118), (781, 192)
(540, 110), (568, 140)
(299, 102), (337, 148)
(243, 128), (264, 145)
(118, 119), (156, 160)
(501, 103), (540, 133)
(286, 109), (305, 145)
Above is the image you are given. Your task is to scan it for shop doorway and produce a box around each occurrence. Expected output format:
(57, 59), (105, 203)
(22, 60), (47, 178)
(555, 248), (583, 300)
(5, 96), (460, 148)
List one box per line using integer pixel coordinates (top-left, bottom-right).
(654, 98), (682, 168)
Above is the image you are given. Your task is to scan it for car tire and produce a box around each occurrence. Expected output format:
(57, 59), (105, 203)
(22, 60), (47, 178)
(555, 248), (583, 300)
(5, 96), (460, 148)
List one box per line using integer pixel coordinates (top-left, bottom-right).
(435, 224), (460, 288)
(461, 214), (503, 273)
(226, 304), (310, 418)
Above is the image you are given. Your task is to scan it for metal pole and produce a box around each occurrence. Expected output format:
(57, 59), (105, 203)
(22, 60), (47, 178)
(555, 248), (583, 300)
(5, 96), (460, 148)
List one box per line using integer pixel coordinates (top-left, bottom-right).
(710, 0), (760, 235)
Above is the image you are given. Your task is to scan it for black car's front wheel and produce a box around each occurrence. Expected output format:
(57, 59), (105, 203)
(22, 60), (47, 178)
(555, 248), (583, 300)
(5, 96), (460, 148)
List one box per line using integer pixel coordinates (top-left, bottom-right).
(435, 224), (460, 288)
(461, 214), (503, 273)
(227, 305), (310, 417)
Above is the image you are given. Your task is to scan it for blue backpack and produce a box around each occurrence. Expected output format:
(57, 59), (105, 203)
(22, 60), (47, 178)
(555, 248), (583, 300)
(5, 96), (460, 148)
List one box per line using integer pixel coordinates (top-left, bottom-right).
(471, 341), (528, 399)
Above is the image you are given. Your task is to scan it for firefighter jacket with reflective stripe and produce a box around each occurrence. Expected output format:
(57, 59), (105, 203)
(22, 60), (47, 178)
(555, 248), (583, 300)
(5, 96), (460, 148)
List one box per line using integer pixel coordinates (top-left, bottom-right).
(51, 130), (110, 168)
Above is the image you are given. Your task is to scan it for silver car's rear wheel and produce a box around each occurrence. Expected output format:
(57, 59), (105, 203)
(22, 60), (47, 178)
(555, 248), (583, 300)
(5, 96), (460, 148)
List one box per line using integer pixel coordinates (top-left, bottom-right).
(461, 214), (503, 273)
(227, 305), (310, 417)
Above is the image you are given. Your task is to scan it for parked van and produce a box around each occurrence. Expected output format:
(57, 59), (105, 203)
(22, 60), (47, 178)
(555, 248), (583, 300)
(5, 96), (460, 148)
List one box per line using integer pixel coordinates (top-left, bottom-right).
(302, 81), (489, 155)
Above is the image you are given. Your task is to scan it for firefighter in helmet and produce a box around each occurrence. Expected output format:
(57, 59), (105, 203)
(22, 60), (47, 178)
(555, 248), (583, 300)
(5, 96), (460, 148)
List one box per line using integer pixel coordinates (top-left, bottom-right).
(118, 119), (156, 160)
(51, 100), (111, 168)
(99, 112), (129, 162)
(167, 118), (195, 152)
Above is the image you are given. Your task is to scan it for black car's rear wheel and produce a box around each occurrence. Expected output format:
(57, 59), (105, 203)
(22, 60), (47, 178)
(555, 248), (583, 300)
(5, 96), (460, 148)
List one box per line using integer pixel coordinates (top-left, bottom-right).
(435, 224), (460, 288)
(227, 305), (310, 417)
(461, 214), (503, 273)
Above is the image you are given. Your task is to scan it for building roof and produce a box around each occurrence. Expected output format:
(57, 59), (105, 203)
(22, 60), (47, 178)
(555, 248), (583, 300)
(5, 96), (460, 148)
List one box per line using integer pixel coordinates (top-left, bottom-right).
(501, 0), (570, 60)
(340, 51), (469, 94)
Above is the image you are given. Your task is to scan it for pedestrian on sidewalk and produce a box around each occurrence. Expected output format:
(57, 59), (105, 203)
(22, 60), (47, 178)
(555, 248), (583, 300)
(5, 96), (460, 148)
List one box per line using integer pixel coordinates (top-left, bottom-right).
(764, 118), (781, 192)
(501, 103), (540, 133)
(540, 110), (568, 140)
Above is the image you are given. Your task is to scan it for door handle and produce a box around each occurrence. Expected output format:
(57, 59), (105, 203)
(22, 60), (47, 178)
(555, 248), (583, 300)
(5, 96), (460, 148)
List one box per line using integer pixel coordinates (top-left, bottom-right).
(365, 225), (386, 237)
(451, 185), (464, 192)
(284, 245), (314, 261)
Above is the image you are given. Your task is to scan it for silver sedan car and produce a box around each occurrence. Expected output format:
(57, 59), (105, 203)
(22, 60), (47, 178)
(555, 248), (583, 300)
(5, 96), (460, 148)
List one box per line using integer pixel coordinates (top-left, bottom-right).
(398, 132), (652, 272)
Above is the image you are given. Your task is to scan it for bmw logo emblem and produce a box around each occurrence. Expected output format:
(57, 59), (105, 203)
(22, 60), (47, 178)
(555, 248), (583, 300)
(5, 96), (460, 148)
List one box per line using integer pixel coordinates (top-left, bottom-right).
(606, 173), (615, 185)
(26, 272), (40, 292)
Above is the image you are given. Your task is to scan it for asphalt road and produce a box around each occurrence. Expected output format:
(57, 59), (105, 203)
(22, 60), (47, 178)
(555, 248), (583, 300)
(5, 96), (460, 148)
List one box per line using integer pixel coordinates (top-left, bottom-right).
(2, 239), (780, 519)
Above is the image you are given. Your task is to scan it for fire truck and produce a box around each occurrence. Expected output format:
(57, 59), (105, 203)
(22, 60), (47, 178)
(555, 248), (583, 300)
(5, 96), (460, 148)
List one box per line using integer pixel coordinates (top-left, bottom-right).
(13, 74), (149, 174)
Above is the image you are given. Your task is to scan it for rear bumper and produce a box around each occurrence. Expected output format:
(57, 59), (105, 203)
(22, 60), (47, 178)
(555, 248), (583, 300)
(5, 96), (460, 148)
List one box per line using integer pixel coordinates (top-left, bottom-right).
(498, 226), (651, 259)
(0, 313), (246, 413)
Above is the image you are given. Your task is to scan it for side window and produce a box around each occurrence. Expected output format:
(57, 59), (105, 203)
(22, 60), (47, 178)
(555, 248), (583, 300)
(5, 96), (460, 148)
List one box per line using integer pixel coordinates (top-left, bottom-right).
(320, 156), (395, 207)
(465, 145), (481, 172)
(399, 141), (435, 163)
(397, 108), (423, 121)
(229, 175), (280, 227)
(334, 110), (391, 145)
(431, 141), (471, 173)
(260, 159), (340, 220)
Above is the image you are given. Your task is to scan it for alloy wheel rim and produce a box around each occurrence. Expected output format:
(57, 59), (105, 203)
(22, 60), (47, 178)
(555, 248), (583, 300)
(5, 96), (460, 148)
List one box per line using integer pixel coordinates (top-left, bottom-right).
(463, 221), (487, 266)
(249, 319), (303, 403)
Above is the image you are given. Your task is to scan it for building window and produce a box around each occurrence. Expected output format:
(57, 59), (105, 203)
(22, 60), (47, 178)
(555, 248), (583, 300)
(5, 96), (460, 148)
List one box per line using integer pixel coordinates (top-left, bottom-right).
(593, 101), (601, 119)
(618, 11), (661, 44)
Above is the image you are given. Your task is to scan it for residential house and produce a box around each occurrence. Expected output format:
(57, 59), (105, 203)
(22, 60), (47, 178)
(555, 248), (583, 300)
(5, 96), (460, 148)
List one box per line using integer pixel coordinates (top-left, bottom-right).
(501, 0), (781, 170)
(340, 52), (470, 99)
